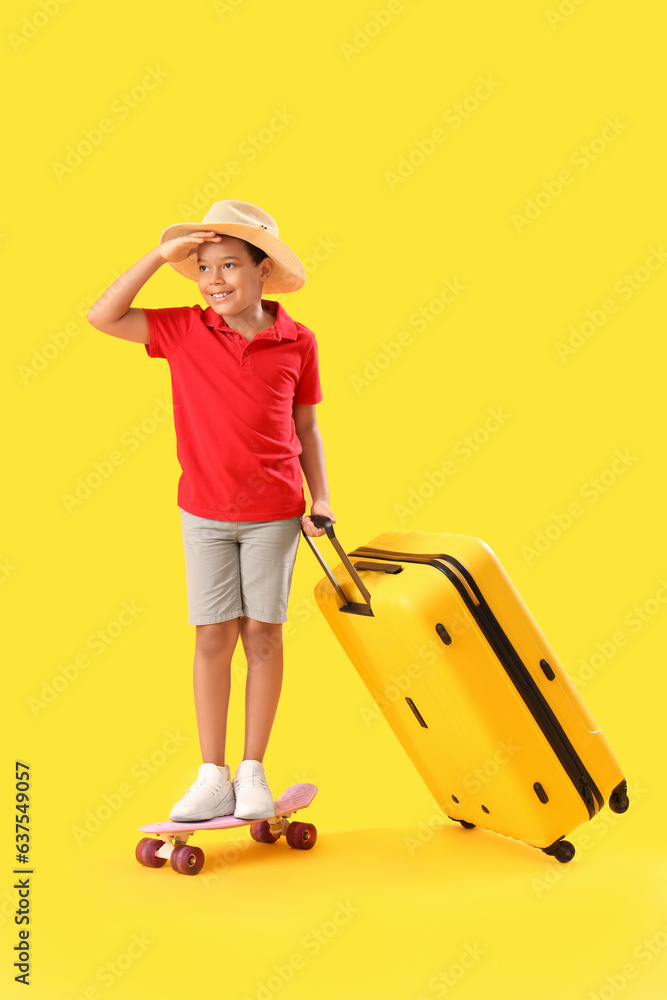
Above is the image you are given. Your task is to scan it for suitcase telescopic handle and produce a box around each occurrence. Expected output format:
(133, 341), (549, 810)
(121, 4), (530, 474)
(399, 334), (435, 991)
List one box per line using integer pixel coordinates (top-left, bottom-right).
(300, 515), (373, 615)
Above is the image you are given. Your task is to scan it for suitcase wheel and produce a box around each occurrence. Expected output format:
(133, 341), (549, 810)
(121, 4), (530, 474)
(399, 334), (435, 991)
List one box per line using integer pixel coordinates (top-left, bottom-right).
(554, 840), (575, 863)
(542, 839), (575, 864)
(609, 781), (630, 814)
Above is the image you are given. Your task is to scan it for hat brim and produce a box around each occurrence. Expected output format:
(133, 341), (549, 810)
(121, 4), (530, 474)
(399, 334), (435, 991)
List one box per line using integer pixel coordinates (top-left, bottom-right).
(159, 222), (306, 293)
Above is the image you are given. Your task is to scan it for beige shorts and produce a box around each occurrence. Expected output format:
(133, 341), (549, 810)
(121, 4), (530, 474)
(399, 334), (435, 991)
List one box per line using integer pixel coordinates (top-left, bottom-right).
(179, 508), (302, 625)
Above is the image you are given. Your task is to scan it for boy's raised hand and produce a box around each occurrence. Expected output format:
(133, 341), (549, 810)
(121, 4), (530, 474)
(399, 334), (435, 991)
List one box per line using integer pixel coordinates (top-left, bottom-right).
(158, 231), (222, 264)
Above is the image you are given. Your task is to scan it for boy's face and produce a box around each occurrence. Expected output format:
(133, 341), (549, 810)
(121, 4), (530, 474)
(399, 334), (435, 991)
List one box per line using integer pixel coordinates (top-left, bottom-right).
(196, 235), (274, 317)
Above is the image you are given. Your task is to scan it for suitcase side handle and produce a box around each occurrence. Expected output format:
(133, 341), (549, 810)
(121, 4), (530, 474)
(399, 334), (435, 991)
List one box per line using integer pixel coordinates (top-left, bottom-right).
(301, 515), (373, 615)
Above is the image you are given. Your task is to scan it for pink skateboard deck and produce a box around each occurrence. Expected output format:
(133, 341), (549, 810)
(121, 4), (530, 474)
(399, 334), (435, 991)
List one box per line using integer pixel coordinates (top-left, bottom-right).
(135, 783), (318, 875)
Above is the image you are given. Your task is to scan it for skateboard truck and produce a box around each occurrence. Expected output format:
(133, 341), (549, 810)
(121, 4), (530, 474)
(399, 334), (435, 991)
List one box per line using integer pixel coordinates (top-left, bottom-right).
(136, 783), (318, 876)
(151, 807), (297, 861)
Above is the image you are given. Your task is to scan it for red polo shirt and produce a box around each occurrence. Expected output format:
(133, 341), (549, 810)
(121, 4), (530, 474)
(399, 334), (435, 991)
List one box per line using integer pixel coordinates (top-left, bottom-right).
(143, 298), (322, 521)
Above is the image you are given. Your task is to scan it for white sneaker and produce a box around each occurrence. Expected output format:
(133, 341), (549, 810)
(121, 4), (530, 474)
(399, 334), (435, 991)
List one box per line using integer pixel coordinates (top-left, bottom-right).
(233, 759), (276, 820)
(169, 763), (236, 822)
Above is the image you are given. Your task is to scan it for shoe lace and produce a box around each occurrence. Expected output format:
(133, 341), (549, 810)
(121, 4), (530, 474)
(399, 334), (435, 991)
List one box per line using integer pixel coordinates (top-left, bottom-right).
(186, 774), (222, 796)
(236, 768), (268, 791)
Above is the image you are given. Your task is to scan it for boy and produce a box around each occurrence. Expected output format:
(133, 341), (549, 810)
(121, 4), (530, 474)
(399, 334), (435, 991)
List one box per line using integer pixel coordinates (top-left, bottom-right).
(87, 200), (335, 822)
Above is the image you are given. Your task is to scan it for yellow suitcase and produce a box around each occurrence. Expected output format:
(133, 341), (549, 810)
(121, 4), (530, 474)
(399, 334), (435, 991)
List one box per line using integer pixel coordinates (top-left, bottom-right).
(303, 517), (629, 863)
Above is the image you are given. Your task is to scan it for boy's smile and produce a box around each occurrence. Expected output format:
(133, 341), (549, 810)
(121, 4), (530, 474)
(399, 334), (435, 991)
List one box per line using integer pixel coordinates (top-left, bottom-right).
(196, 236), (275, 337)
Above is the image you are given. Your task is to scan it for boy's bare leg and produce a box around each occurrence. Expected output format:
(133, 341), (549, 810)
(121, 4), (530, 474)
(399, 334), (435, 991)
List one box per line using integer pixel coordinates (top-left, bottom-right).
(239, 617), (284, 762)
(193, 619), (241, 765)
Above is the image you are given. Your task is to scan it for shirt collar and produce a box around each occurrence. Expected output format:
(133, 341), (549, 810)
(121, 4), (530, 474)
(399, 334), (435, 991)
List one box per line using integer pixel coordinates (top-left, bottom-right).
(201, 298), (297, 341)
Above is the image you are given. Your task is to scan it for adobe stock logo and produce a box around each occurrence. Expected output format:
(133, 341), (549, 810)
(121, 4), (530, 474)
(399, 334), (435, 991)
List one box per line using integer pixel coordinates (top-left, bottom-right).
(511, 118), (628, 234)
(588, 919), (667, 1000)
(51, 66), (170, 180)
(416, 942), (486, 999)
(177, 108), (296, 217)
(340, 2), (404, 62)
(521, 449), (638, 566)
(545, 0), (591, 29)
(394, 407), (511, 523)
(8, 0), (70, 53)
(350, 277), (467, 393)
(555, 246), (667, 362)
(213, 0), (244, 19)
(384, 75), (501, 192)
(572, 578), (667, 690)
(61, 398), (172, 514)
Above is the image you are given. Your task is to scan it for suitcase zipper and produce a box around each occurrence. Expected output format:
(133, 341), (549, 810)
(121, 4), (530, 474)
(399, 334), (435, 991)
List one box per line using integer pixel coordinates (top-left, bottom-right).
(350, 545), (603, 818)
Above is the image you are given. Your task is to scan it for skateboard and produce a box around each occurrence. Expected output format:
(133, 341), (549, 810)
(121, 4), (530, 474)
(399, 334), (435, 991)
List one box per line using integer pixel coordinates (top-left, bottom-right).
(135, 782), (318, 875)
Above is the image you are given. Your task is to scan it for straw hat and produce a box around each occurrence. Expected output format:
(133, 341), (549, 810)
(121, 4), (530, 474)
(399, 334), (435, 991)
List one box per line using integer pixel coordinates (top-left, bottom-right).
(159, 200), (306, 294)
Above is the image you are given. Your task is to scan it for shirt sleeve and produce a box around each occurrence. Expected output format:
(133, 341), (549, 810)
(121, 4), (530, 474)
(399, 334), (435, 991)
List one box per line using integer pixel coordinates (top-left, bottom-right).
(143, 306), (196, 359)
(293, 337), (323, 405)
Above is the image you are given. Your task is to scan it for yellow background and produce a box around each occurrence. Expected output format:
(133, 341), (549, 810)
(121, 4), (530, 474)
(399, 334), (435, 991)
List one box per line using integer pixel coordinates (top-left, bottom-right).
(2, 0), (666, 997)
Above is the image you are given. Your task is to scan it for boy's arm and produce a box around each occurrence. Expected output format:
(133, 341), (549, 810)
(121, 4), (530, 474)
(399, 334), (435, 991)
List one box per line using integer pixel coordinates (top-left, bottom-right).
(86, 230), (222, 343)
(86, 247), (163, 343)
(293, 403), (335, 537)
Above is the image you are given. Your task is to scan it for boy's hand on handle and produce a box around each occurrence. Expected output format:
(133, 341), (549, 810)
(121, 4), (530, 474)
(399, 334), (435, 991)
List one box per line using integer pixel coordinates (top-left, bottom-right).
(158, 231), (222, 265)
(301, 500), (336, 537)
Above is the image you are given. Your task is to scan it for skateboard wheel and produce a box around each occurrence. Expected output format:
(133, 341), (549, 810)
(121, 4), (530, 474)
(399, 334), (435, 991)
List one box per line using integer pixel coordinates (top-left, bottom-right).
(135, 837), (167, 868)
(170, 843), (205, 875)
(286, 821), (317, 850)
(250, 821), (279, 844)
